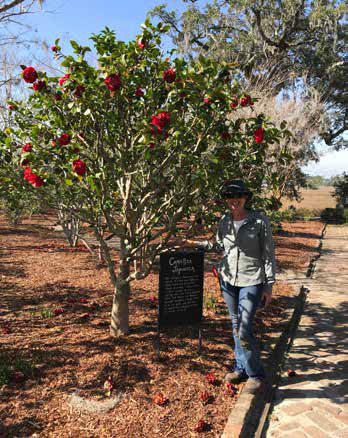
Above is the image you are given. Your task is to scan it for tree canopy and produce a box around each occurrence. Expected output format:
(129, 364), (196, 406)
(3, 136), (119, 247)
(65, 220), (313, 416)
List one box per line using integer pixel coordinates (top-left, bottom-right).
(150, 0), (347, 148)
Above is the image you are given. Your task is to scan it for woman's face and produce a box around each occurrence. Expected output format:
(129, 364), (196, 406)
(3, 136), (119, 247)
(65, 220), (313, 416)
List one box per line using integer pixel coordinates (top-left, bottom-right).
(225, 194), (247, 213)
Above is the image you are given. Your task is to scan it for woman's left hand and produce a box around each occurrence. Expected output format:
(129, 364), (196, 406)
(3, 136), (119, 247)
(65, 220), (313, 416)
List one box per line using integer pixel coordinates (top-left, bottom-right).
(261, 285), (273, 307)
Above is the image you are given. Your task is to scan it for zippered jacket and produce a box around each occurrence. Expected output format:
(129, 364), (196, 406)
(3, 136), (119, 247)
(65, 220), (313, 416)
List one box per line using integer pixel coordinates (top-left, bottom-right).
(198, 210), (276, 288)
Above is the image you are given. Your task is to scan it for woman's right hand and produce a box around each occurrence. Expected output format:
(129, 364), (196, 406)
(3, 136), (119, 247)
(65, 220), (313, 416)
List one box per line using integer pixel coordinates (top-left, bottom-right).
(183, 239), (197, 247)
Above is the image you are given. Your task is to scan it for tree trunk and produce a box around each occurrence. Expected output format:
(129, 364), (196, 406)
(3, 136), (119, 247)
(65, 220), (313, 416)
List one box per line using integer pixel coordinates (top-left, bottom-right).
(110, 279), (130, 337)
(109, 238), (130, 337)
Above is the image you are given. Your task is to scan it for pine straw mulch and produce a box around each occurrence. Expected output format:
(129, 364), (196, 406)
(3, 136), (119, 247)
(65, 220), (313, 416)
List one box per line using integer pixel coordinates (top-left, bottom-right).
(0, 214), (324, 438)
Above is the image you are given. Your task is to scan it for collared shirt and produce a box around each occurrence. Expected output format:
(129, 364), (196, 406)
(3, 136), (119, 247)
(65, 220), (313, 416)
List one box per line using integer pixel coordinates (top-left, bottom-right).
(198, 210), (276, 287)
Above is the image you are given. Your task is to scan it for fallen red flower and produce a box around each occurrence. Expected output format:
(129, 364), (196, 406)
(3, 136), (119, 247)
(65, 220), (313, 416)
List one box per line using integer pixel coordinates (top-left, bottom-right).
(200, 390), (213, 405)
(226, 383), (237, 395)
(54, 308), (64, 315)
(153, 393), (169, 406)
(79, 298), (88, 304)
(194, 420), (209, 433)
(206, 373), (219, 385)
(2, 326), (11, 335)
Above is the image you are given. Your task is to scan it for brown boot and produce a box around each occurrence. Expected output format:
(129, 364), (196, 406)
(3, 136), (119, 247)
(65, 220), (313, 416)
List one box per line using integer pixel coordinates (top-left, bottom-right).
(224, 372), (248, 384)
(243, 378), (264, 394)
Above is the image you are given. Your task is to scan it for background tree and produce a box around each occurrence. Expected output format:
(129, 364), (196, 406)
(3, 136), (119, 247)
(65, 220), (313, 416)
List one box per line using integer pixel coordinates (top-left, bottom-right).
(2, 21), (290, 336)
(150, 0), (347, 148)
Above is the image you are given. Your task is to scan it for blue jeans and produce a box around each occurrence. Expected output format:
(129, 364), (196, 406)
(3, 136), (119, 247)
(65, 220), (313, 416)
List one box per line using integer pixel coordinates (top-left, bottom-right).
(220, 280), (265, 379)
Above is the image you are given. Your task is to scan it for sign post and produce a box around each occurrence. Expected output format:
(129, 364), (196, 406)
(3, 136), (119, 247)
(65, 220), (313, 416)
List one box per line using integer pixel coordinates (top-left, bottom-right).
(157, 251), (204, 358)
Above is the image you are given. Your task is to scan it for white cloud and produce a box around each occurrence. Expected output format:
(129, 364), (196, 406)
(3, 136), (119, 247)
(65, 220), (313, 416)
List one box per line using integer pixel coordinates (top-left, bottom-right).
(303, 149), (348, 177)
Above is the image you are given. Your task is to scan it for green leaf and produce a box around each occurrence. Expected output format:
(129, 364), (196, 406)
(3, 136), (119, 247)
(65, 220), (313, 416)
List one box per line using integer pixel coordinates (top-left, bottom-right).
(70, 40), (80, 51)
(65, 179), (73, 186)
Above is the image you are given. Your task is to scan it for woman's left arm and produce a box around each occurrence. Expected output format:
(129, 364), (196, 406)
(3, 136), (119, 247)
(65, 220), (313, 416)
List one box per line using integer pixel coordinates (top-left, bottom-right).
(260, 215), (276, 306)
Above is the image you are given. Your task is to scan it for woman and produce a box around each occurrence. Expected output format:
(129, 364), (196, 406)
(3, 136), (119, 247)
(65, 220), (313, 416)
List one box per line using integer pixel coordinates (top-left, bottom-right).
(186, 179), (276, 394)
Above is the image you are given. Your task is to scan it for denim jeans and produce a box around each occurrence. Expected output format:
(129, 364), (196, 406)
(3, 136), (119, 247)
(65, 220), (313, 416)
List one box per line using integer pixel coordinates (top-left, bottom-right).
(220, 279), (265, 379)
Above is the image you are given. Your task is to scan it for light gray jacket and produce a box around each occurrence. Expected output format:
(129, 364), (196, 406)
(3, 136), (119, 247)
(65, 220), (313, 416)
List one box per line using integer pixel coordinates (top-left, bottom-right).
(198, 210), (276, 288)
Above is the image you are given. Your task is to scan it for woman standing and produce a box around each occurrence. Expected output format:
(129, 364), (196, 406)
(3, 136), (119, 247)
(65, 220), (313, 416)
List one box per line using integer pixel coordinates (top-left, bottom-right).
(186, 180), (276, 394)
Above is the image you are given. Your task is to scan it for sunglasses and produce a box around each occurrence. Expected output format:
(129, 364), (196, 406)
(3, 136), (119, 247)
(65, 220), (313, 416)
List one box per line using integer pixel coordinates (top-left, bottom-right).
(222, 192), (246, 199)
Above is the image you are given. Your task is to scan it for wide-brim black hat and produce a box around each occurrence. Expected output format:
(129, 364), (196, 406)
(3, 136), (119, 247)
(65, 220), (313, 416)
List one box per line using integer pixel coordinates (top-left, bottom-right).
(220, 179), (252, 198)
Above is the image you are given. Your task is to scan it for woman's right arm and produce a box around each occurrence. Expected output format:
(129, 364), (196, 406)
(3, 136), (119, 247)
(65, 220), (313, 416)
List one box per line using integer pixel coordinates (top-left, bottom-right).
(185, 222), (224, 253)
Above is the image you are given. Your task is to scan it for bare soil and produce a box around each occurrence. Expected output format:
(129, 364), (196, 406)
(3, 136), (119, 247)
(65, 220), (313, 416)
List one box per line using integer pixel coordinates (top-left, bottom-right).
(0, 214), (324, 437)
(281, 186), (336, 210)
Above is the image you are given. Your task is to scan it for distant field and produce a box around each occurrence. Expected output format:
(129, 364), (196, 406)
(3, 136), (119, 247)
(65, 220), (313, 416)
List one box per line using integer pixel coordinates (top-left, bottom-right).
(281, 186), (336, 210)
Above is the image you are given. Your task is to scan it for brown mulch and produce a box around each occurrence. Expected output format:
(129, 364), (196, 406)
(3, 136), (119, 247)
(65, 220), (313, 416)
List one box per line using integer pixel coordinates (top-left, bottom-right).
(0, 215), (324, 438)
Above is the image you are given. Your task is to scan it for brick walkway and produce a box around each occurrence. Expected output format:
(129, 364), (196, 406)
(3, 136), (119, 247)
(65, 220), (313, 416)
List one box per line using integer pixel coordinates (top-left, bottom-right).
(264, 225), (348, 438)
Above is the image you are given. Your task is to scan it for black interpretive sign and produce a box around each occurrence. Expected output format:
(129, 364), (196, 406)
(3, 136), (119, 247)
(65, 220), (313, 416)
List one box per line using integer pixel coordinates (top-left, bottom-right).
(158, 252), (204, 328)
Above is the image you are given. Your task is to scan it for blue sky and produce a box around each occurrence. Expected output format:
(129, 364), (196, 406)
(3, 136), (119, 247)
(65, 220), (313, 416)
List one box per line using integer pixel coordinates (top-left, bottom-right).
(16, 0), (348, 177)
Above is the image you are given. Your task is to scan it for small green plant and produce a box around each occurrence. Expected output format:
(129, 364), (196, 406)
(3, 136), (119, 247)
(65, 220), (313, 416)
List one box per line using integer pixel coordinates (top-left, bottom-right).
(0, 354), (37, 385)
(204, 293), (217, 312)
(40, 307), (53, 318)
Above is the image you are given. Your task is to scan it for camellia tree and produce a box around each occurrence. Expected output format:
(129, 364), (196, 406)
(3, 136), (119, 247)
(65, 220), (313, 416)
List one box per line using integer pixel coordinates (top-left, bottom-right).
(3, 20), (290, 336)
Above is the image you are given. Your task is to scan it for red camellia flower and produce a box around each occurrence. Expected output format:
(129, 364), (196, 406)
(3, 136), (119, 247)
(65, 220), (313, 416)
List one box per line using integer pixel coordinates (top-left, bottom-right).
(135, 87), (144, 97)
(54, 92), (62, 101)
(22, 143), (32, 153)
(226, 383), (237, 395)
(58, 133), (71, 146)
(200, 391), (213, 405)
(73, 159), (87, 176)
(240, 95), (253, 107)
(153, 393), (169, 406)
(54, 308), (64, 315)
(8, 104), (17, 111)
(23, 167), (44, 188)
(79, 298), (88, 304)
(162, 68), (176, 83)
(203, 97), (212, 105)
(33, 80), (46, 92)
(254, 127), (265, 144)
(104, 376), (114, 395)
(230, 98), (238, 109)
(59, 73), (70, 87)
(74, 85), (85, 97)
(194, 420), (209, 433)
(137, 38), (146, 49)
(51, 45), (58, 52)
(104, 74), (122, 92)
(2, 326), (11, 335)
(22, 67), (38, 83)
(206, 373), (219, 385)
(152, 112), (170, 129)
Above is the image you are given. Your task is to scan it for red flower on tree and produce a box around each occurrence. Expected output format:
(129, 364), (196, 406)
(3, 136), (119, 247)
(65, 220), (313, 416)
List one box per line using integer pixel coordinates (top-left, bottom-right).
(73, 159), (87, 176)
(22, 67), (38, 83)
(135, 87), (144, 97)
(104, 74), (122, 92)
(58, 133), (71, 146)
(22, 143), (32, 153)
(33, 81), (46, 92)
(74, 85), (85, 97)
(203, 97), (212, 105)
(230, 98), (238, 109)
(162, 68), (176, 83)
(150, 111), (170, 137)
(51, 46), (58, 52)
(54, 92), (62, 101)
(23, 167), (44, 188)
(240, 95), (253, 107)
(59, 73), (70, 87)
(137, 38), (147, 49)
(254, 127), (265, 144)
